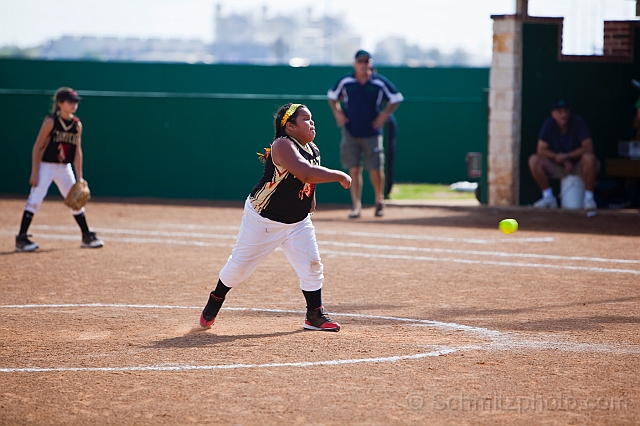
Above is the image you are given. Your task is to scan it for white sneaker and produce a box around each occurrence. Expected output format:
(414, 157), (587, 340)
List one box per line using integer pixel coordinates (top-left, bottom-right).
(348, 207), (361, 219)
(583, 198), (597, 210)
(533, 196), (558, 208)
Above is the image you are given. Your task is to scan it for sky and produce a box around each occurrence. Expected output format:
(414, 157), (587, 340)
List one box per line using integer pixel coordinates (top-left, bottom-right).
(0, 0), (637, 60)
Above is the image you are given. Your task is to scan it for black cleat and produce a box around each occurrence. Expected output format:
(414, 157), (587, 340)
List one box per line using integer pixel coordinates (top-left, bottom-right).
(81, 232), (104, 248)
(15, 234), (38, 252)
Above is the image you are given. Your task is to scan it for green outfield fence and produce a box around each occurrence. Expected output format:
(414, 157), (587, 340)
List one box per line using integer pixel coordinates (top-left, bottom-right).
(0, 59), (489, 204)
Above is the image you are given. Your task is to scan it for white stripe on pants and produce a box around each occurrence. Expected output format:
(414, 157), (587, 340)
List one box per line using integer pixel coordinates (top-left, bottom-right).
(219, 198), (324, 291)
(25, 162), (85, 215)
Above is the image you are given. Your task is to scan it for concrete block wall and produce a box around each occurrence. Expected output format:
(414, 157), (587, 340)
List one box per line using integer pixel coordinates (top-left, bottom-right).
(488, 15), (522, 206)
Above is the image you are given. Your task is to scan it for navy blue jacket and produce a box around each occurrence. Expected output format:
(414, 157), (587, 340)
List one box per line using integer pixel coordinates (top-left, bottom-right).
(328, 72), (403, 137)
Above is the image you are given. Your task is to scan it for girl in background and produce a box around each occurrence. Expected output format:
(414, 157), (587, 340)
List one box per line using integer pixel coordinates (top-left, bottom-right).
(15, 87), (103, 252)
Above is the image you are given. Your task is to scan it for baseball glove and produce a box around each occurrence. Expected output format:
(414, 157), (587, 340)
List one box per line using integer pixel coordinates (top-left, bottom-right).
(64, 179), (91, 210)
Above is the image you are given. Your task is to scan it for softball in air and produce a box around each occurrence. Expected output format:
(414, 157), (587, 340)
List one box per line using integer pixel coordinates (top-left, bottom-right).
(499, 218), (518, 234)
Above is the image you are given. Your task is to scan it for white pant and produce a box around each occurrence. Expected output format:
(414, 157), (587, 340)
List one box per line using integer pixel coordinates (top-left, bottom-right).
(219, 198), (324, 291)
(25, 162), (84, 215)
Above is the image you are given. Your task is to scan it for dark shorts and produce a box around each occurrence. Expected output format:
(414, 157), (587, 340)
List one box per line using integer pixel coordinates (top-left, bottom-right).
(340, 129), (384, 171)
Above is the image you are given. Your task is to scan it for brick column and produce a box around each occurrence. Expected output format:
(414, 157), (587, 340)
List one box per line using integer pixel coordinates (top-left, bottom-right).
(603, 21), (634, 59)
(488, 15), (522, 206)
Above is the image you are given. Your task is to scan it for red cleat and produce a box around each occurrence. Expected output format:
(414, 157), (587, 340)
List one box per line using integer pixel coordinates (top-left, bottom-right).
(200, 292), (225, 329)
(200, 313), (215, 329)
(303, 306), (340, 332)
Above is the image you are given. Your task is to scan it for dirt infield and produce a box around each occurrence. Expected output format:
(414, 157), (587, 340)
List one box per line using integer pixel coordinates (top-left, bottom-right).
(1, 197), (639, 425)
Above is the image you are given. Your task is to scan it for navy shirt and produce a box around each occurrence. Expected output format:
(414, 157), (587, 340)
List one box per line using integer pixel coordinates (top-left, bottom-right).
(538, 114), (590, 154)
(327, 72), (403, 137)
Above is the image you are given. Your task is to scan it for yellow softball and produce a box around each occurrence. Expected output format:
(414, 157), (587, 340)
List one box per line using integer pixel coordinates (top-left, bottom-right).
(499, 218), (518, 234)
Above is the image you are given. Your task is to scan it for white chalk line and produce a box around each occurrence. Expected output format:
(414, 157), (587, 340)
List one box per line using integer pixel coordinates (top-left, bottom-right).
(321, 250), (640, 275)
(1, 304), (638, 373)
(0, 349), (457, 373)
(149, 223), (555, 244)
(28, 225), (638, 264)
(320, 240), (640, 264)
(316, 229), (555, 244)
(3, 227), (637, 274)
(30, 224), (554, 245)
(0, 304), (502, 337)
(154, 223), (239, 231)
(4, 232), (234, 248)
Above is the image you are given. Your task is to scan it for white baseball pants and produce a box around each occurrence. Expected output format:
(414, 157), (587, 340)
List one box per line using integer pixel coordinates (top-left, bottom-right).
(219, 198), (324, 291)
(24, 162), (85, 215)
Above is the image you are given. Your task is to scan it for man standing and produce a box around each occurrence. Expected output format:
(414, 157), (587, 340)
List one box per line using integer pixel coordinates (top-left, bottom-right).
(328, 50), (404, 218)
(528, 99), (598, 210)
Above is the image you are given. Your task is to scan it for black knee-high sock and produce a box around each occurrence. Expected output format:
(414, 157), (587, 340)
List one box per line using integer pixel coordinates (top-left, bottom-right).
(203, 280), (231, 321)
(19, 211), (34, 235)
(211, 279), (231, 299)
(73, 212), (90, 234)
(302, 289), (322, 311)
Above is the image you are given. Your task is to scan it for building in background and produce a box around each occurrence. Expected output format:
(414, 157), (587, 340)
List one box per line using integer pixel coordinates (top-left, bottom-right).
(205, 5), (362, 65)
(0, 4), (483, 67)
(37, 36), (213, 63)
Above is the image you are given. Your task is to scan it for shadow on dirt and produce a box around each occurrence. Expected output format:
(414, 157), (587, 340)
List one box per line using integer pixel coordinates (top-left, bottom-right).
(329, 303), (404, 312)
(499, 315), (640, 332)
(430, 296), (640, 319)
(149, 329), (305, 349)
(0, 248), (60, 256)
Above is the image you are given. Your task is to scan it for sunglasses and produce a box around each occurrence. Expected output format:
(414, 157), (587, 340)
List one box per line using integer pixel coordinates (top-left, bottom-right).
(356, 58), (370, 63)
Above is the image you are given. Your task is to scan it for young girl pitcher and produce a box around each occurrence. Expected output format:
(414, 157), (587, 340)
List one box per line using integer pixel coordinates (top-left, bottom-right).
(200, 103), (351, 332)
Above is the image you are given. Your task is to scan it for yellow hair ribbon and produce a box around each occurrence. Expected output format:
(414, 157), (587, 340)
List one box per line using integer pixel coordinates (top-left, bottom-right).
(280, 104), (301, 127)
(256, 147), (271, 163)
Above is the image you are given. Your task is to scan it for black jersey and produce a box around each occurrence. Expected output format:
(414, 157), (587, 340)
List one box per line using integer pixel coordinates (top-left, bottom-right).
(41, 113), (80, 163)
(250, 136), (320, 224)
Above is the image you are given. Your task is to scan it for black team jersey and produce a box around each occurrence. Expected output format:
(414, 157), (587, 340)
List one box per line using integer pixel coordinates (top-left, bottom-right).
(41, 113), (80, 164)
(250, 136), (320, 224)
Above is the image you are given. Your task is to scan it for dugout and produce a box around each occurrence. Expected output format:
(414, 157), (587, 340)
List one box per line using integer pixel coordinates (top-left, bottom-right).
(489, 6), (640, 207)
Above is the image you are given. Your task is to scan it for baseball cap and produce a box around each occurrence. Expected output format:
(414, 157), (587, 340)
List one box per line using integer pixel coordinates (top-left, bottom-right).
(355, 50), (371, 60)
(551, 99), (569, 110)
(56, 89), (83, 103)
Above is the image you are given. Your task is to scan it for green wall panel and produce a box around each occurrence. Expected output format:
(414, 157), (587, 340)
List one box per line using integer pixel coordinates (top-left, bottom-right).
(1, 59), (489, 204)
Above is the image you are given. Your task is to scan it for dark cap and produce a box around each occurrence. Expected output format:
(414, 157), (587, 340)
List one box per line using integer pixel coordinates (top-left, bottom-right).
(56, 89), (83, 103)
(552, 99), (569, 110)
(355, 49), (371, 60)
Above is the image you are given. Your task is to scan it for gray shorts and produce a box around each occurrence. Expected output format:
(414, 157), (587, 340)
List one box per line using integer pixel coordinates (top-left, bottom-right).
(539, 156), (600, 179)
(340, 129), (384, 171)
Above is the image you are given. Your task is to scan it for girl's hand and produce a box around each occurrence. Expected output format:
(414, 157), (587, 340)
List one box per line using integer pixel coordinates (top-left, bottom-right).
(29, 172), (38, 187)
